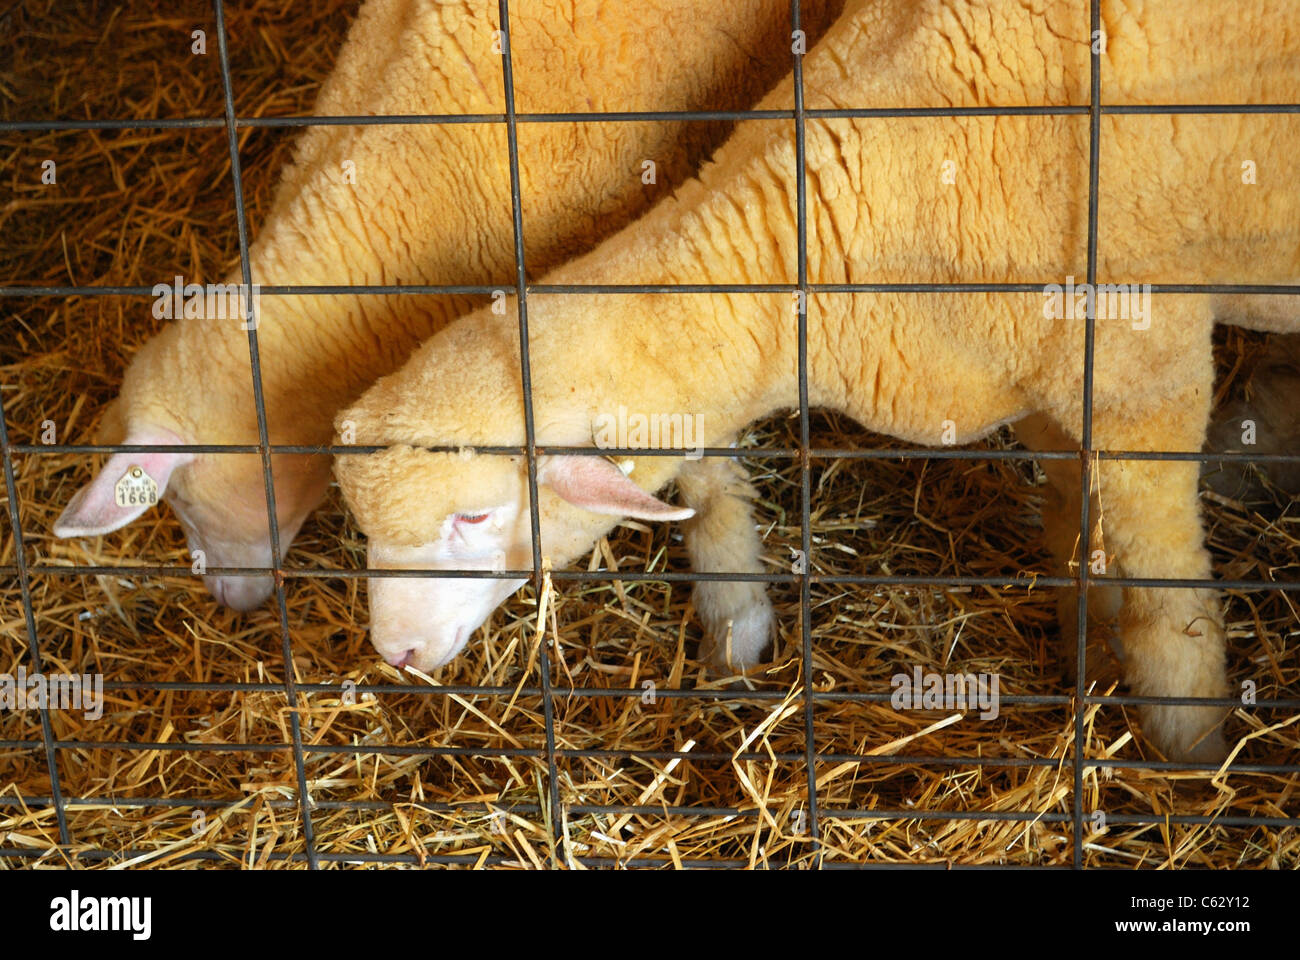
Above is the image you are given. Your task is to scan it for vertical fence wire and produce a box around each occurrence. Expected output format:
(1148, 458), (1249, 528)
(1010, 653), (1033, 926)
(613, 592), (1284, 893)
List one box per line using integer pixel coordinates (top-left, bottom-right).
(790, 0), (823, 866)
(496, 0), (567, 862)
(0, 403), (71, 852)
(1073, 0), (1104, 870)
(212, 0), (319, 869)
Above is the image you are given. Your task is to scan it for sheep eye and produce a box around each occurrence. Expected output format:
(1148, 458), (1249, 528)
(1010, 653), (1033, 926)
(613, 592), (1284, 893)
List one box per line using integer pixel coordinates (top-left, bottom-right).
(456, 513), (490, 524)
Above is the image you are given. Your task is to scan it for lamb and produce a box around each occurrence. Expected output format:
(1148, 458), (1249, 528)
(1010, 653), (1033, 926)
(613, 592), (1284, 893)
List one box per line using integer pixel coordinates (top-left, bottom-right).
(333, 0), (1300, 763)
(51, 0), (838, 634)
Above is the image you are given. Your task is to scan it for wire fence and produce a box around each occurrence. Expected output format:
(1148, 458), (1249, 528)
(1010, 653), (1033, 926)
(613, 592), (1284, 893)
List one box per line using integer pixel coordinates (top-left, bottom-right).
(1, 0), (1298, 868)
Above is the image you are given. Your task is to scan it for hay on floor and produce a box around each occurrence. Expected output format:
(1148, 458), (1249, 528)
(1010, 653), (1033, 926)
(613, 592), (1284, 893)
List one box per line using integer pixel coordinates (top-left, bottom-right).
(1, 1), (1296, 869)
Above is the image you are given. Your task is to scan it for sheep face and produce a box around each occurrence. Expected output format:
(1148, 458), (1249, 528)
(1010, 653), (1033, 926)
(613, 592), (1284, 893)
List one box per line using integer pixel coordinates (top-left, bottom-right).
(164, 465), (320, 612)
(335, 446), (694, 671)
(365, 505), (530, 671)
(54, 422), (327, 611)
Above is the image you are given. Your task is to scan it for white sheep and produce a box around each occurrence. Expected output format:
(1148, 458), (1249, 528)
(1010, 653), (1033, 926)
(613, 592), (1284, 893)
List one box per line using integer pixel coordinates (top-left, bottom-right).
(51, 0), (835, 643)
(333, 0), (1300, 762)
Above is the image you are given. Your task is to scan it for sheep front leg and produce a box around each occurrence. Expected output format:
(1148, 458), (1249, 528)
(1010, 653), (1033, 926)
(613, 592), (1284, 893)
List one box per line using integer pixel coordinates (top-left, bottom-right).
(676, 455), (774, 672)
(1091, 444), (1230, 763)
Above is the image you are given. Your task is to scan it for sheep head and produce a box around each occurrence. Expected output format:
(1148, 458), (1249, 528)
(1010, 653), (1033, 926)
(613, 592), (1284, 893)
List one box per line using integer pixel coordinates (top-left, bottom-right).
(333, 443), (693, 672)
(52, 326), (329, 612)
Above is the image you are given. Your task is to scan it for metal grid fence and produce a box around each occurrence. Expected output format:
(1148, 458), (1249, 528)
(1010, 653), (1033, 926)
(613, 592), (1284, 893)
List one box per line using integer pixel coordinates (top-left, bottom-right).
(1, 0), (1299, 868)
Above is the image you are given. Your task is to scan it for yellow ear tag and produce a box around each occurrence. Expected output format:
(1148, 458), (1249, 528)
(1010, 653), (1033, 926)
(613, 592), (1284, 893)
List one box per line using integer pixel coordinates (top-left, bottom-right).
(114, 465), (159, 508)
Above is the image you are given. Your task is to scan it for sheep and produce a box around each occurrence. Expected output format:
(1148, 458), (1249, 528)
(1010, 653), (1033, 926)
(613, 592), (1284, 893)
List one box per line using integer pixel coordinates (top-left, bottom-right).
(333, 0), (1300, 763)
(51, 0), (838, 630)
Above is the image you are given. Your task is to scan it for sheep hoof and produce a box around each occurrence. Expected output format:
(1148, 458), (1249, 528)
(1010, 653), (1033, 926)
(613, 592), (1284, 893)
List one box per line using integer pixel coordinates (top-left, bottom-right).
(1142, 705), (1230, 765)
(695, 581), (774, 673)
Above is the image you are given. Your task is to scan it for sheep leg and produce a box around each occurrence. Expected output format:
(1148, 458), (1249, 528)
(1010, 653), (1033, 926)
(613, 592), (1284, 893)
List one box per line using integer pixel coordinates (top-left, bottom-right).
(676, 455), (774, 672)
(1087, 425), (1230, 763)
(1013, 412), (1123, 681)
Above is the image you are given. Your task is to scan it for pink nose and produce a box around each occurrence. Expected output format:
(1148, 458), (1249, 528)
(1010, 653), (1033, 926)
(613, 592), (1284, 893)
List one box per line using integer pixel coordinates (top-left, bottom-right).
(386, 648), (416, 668)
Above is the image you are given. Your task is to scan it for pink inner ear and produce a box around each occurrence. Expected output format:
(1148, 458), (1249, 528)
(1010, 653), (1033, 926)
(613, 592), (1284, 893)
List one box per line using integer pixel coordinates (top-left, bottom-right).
(52, 428), (193, 538)
(538, 455), (695, 522)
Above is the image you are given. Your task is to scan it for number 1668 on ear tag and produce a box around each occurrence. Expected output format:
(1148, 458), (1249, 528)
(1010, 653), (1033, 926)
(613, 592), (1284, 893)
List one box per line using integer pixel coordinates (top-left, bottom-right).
(115, 466), (158, 508)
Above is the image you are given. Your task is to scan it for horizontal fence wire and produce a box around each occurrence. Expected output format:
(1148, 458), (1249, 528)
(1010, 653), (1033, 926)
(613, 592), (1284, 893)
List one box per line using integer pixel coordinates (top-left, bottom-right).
(6, 282), (1300, 296)
(2, 0), (1298, 868)
(7, 566), (1300, 591)
(3, 100), (1300, 134)
(7, 683), (1300, 708)
(0, 795), (1293, 829)
(2, 741), (1298, 777)
(13, 445), (1300, 465)
(0, 847), (1097, 868)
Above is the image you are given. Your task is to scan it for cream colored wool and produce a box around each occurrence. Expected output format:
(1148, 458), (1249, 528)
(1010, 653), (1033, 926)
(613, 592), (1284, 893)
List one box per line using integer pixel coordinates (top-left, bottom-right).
(52, 0), (841, 612)
(335, 0), (1300, 762)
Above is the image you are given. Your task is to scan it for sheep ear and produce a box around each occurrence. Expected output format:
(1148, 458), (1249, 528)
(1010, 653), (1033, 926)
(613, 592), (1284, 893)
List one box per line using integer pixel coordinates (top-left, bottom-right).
(53, 427), (194, 538)
(537, 455), (695, 521)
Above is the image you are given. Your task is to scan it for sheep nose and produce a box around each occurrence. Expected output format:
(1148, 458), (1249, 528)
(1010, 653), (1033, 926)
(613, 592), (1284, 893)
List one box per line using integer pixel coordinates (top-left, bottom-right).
(386, 648), (416, 669)
(207, 574), (275, 612)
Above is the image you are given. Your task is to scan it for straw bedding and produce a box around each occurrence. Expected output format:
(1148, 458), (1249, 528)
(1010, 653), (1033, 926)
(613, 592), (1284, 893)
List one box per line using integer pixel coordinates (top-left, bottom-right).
(1, 0), (1296, 869)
